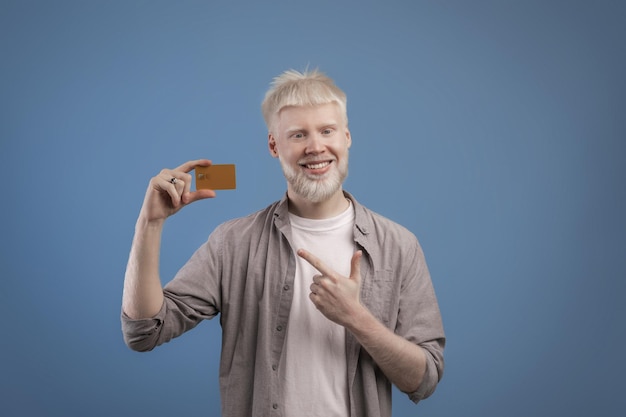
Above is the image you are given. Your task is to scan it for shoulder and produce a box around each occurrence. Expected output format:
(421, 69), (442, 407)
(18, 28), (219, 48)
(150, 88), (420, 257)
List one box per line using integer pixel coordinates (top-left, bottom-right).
(211, 199), (283, 240)
(350, 193), (418, 244)
(364, 206), (414, 236)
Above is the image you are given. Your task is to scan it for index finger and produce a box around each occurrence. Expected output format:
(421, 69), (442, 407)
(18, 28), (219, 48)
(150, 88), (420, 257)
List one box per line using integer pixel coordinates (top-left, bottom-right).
(175, 159), (212, 173)
(176, 160), (215, 204)
(297, 249), (336, 278)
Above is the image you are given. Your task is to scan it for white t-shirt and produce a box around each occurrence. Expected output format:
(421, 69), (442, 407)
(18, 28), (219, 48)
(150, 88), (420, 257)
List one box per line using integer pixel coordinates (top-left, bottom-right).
(280, 201), (355, 416)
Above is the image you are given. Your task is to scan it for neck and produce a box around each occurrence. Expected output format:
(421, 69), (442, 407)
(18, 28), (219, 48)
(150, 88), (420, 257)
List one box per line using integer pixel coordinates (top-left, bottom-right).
(287, 189), (350, 219)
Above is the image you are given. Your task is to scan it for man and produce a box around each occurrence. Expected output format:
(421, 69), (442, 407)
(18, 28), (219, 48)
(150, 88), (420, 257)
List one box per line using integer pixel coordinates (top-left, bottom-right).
(122, 69), (445, 417)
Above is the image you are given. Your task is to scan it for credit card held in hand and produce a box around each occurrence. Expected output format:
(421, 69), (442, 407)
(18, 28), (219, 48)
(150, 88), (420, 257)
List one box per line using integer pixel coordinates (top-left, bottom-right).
(195, 164), (236, 190)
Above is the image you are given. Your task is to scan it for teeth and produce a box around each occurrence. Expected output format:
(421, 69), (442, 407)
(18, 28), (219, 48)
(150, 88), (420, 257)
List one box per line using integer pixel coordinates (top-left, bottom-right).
(305, 162), (330, 169)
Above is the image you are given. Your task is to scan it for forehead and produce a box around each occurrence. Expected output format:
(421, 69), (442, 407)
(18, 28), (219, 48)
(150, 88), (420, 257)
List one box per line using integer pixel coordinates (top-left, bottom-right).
(274, 102), (343, 130)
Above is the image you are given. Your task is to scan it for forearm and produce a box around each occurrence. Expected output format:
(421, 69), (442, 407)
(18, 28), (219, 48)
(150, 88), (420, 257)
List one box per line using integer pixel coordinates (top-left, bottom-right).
(347, 306), (426, 393)
(122, 217), (166, 319)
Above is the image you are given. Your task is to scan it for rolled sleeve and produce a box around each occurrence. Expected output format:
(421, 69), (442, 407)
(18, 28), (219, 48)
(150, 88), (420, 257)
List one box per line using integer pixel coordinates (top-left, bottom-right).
(121, 230), (224, 353)
(408, 339), (445, 402)
(121, 302), (167, 352)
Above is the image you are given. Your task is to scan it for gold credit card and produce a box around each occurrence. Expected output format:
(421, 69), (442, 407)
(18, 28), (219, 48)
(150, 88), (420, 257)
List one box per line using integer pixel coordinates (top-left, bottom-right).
(195, 164), (236, 190)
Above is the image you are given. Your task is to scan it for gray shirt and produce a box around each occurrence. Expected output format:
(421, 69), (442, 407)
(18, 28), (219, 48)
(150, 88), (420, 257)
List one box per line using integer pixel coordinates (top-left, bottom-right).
(121, 192), (445, 417)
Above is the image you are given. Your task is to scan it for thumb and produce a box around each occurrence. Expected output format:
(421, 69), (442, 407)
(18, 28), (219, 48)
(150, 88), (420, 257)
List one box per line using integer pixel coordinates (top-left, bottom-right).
(350, 250), (363, 284)
(183, 189), (217, 204)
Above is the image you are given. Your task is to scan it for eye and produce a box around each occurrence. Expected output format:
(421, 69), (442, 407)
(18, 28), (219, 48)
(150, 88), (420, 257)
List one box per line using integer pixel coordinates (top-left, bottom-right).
(322, 128), (334, 135)
(291, 132), (304, 139)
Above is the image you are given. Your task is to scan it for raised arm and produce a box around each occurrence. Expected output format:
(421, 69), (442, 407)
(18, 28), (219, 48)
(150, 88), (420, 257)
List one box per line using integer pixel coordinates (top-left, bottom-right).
(122, 159), (216, 319)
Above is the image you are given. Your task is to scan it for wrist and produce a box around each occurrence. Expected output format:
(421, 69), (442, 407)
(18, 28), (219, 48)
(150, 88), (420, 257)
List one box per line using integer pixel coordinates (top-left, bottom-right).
(135, 215), (165, 232)
(345, 303), (377, 335)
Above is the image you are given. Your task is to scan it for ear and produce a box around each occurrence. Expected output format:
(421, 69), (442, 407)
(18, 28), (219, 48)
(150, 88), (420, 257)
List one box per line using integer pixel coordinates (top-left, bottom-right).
(345, 128), (352, 149)
(268, 133), (279, 158)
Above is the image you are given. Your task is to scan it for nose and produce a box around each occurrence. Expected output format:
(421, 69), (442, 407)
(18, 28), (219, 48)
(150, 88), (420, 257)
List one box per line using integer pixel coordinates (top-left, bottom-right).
(305, 132), (326, 154)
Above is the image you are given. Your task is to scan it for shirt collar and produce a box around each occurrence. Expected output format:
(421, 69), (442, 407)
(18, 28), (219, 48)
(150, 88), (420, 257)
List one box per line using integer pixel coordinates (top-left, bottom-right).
(273, 190), (372, 236)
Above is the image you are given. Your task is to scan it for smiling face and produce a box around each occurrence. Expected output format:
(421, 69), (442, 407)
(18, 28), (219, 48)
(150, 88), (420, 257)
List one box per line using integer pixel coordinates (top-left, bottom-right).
(268, 102), (351, 204)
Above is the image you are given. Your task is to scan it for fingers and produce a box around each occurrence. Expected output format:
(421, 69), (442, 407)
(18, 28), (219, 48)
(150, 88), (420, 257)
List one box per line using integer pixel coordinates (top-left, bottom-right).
(159, 160), (217, 206)
(175, 159), (212, 173)
(157, 169), (190, 208)
(177, 160), (216, 204)
(309, 277), (326, 305)
(350, 250), (363, 283)
(297, 249), (334, 278)
(298, 248), (363, 284)
(310, 274), (329, 293)
(185, 188), (216, 205)
(140, 159), (216, 223)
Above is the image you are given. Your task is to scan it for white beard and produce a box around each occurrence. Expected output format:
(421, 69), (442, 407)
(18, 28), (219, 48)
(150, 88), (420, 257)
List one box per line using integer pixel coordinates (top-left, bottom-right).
(279, 154), (349, 203)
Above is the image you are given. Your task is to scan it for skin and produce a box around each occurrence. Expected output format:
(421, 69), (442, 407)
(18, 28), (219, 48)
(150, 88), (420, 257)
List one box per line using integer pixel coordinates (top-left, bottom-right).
(122, 102), (426, 395)
(122, 159), (215, 319)
(268, 102), (351, 219)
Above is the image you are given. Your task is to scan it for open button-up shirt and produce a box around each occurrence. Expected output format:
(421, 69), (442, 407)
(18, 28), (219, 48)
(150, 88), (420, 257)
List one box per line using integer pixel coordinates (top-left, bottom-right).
(122, 192), (445, 417)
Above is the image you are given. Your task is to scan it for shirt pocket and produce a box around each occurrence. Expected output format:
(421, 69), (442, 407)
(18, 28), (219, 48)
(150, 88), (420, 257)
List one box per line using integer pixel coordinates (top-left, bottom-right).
(364, 268), (396, 326)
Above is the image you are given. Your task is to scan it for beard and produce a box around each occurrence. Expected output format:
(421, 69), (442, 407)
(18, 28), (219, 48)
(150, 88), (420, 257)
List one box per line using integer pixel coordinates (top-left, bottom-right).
(279, 153), (349, 203)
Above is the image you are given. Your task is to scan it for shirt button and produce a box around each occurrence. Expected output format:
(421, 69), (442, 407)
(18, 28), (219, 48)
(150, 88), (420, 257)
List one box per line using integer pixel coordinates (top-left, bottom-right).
(276, 325), (283, 331)
(272, 403), (278, 409)
(283, 284), (290, 291)
(272, 364), (277, 371)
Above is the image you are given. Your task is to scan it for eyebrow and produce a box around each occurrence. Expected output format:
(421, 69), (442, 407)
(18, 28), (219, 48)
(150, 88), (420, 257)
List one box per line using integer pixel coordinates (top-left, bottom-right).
(285, 127), (305, 136)
(285, 122), (338, 133)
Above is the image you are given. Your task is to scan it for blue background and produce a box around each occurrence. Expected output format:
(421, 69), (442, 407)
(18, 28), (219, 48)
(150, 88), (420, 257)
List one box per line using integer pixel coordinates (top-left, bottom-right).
(1, 1), (625, 416)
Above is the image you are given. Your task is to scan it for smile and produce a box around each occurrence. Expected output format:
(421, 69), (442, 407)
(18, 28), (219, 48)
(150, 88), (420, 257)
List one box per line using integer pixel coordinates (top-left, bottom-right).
(303, 161), (331, 169)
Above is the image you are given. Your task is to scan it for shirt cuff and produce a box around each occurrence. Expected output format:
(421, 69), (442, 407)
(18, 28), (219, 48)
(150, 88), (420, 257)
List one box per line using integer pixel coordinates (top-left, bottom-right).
(408, 351), (439, 403)
(120, 302), (166, 352)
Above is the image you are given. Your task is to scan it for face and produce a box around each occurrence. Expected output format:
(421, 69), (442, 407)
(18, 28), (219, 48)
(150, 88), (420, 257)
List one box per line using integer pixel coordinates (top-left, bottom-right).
(268, 102), (351, 203)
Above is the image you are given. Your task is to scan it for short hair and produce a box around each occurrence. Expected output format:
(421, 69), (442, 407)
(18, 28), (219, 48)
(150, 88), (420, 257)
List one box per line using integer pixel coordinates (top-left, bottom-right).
(261, 69), (348, 132)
